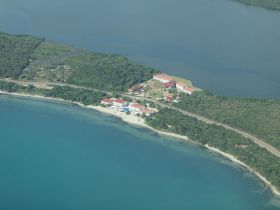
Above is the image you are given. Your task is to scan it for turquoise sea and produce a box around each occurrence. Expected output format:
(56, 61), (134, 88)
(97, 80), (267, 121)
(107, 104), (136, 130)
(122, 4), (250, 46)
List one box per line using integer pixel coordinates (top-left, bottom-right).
(0, 95), (279, 209)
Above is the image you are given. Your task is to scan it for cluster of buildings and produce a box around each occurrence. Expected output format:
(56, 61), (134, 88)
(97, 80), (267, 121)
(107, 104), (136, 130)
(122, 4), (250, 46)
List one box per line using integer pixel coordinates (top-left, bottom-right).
(153, 73), (194, 95)
(128, 85), (145, 95)
(100, 98), (156, 117)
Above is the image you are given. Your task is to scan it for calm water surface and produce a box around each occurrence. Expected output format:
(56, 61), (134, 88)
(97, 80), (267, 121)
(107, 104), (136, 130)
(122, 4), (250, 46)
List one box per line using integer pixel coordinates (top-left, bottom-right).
(0, 95), (279, 209)
(0, 0), (280, 98)
(1, 0), (280, 209)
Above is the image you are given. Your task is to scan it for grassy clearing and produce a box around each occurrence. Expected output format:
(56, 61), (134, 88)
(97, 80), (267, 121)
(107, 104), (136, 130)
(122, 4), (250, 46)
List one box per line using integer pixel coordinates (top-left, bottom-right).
(32, 41), (73, 60)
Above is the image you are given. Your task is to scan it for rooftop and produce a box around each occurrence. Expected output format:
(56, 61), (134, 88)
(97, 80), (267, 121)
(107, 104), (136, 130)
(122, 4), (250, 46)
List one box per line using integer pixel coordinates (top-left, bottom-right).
(154, 73), (173, 81)
(176, 82), (187, 87)
(113, 99), (127, 104)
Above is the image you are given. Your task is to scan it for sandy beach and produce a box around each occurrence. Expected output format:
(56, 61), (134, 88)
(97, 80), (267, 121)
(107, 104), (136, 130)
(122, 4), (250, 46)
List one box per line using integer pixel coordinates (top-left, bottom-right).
(1, 90), (280, 197)
(205, 144), (280, 197)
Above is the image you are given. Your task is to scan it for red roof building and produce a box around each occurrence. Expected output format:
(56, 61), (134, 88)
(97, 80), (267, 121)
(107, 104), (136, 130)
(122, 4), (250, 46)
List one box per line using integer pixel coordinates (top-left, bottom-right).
(112, 98), (127, 107)
(163, 81), (176, 89)
(166, 95), (173, 102)
(101, 98), (113, 105)
(142, 109), (156, 116)
(128, 103), (145, 112)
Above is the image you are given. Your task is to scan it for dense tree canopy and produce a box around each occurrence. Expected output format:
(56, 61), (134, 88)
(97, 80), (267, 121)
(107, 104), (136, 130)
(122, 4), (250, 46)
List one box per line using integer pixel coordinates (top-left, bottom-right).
(65, 53), (156, 91)
(45, 86), (107, 105)
(175, 91), (280, 150)
(0, 32), (43, 78)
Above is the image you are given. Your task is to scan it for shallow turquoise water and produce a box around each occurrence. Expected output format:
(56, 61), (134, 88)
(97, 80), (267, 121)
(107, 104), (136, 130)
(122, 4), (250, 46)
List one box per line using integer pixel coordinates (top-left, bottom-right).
(0, 95), (279, 209)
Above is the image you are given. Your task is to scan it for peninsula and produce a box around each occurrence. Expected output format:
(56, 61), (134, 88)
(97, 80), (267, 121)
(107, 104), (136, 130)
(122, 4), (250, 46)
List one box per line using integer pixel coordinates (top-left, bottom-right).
(1, 31), (280, 196)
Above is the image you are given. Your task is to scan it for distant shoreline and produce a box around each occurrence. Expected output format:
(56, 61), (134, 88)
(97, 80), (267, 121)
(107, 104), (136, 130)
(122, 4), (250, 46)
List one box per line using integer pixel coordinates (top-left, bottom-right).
(1, 90), (280, 197)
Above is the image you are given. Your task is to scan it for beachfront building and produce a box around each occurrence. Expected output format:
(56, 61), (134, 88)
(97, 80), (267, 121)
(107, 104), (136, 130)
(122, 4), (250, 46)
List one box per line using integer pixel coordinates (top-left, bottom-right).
(101, 98), (113, 106)
(127, 103), (156, 117)
(128, 103), (145, 113)
(112, 98), (127, 107)
(153, 73), (173, 83)
(142, 109), (156, 117)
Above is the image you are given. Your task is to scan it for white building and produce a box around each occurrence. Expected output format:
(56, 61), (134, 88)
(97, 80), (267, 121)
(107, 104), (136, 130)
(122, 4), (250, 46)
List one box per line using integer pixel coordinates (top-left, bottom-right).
(128, 103), (145, 113)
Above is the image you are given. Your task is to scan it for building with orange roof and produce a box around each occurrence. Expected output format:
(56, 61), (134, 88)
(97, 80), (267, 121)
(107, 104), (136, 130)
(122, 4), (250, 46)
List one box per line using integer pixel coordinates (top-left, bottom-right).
(101, 98), (113, 106)
(176, 82), (187, 91)
(128, 103), (145, 112)
(153, 73), (173, 83)
(183, 87), (193, 95)
(176, 82), (193, 95)
(142, 109), (156, 117)
(112, 98), (127, 107)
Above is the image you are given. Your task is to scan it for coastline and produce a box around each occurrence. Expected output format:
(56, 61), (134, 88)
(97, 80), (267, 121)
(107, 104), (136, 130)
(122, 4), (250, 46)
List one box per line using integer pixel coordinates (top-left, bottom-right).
(205, 145), (280, 197)
(0, 91), (189, 142)
(1, 90), (280, 197)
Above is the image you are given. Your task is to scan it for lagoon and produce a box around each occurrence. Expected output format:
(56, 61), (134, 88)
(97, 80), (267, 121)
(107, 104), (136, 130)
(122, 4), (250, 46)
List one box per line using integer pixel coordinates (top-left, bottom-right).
(0, 0), (280, 98)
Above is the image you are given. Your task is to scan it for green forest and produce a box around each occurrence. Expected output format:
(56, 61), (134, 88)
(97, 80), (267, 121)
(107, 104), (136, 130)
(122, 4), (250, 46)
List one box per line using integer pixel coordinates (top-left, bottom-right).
(64, 53), (156, 91)
(0, 32), (155, 91)
(175, 91), (280, 150)
(0, 80), (36, 93)
(0, 32), (43, 78)
(45, 86), (107, 105)
(146, 108), (280, 190)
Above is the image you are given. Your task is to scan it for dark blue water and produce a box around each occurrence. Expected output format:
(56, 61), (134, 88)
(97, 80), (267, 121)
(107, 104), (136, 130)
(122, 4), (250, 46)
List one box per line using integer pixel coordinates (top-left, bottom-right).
(1, 0), (280, 98)
(0, 95), (279, 209)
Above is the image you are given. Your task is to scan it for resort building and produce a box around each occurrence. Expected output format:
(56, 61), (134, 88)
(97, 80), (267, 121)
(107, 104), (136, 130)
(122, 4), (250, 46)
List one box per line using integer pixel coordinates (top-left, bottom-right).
(142, 109), (156, 117)
(183, 87), (193, 95)
(100, 98), (156, 117)
(176, 82), (187, 91)
(153, 74), (173, 83)
(176, 82), (193, 95)
(163, 81), (176, 89)
(112, 99), (127, 107)
(128, 103), (145, 113)
(101, 98), (113, 106)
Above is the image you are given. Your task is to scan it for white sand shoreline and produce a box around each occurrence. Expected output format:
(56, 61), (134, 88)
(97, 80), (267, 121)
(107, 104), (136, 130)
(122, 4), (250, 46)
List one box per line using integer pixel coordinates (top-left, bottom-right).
(1, 90), (280, 197)
(205, 145), (280, 197)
